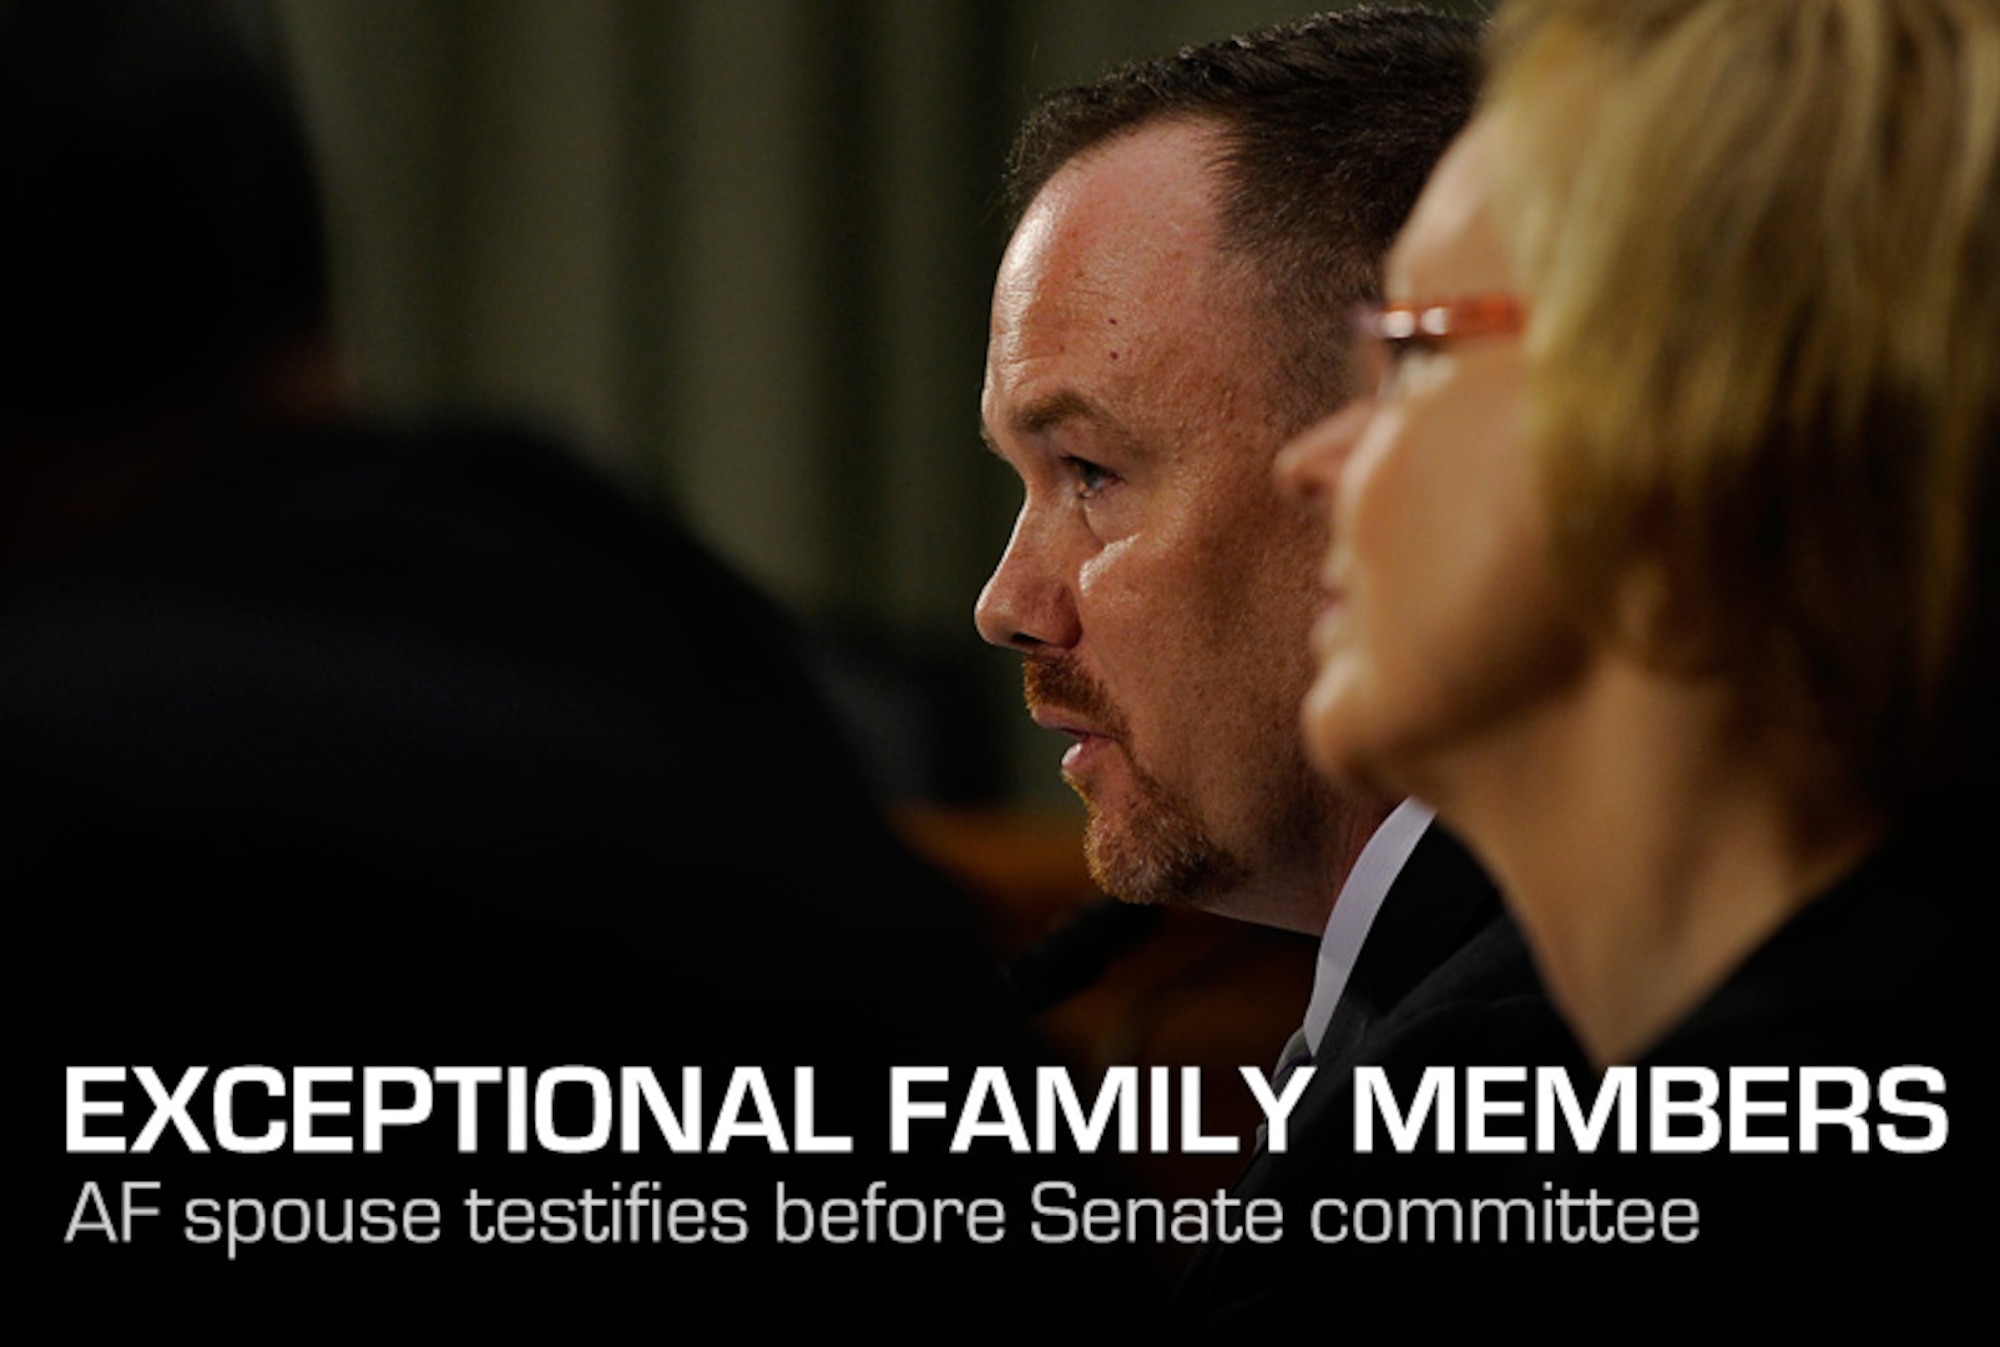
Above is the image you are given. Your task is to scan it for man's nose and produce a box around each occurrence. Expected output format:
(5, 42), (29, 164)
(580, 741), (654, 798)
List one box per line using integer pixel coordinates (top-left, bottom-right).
(975, 510), (1081, 651)
(1275, 400), (1371, 506)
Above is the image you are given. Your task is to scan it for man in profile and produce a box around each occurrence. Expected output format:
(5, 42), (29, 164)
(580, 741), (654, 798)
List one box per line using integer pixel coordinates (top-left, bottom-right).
(976, 6), (1574, 1327)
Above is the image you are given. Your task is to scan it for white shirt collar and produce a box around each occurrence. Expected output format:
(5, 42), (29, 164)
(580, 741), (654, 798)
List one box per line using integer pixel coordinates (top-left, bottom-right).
(1301, 799), (1435, 1055)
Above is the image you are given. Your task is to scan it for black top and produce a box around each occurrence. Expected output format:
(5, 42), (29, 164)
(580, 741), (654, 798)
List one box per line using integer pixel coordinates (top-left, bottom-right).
(21, 421), (1158, 1330)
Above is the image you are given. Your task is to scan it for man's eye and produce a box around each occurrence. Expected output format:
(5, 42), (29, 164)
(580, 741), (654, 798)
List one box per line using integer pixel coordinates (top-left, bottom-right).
(1062, 455), (1114, 497)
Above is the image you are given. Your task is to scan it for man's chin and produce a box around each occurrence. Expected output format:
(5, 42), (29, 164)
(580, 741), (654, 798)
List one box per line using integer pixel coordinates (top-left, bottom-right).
(1078, 795), (1245, 909)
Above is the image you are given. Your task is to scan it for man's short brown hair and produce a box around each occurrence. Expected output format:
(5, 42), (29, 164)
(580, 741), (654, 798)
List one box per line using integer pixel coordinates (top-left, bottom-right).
(1005, 5), (1483, 433)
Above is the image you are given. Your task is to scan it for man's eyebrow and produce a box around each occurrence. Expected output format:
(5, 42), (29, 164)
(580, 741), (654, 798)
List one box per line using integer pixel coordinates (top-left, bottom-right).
(1012, 389), (1104, 438)
(983, 389), (1135, 455)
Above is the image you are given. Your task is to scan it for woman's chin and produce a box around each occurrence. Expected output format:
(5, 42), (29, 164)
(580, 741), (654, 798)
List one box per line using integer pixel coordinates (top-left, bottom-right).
(1302, 665), (1379, 788)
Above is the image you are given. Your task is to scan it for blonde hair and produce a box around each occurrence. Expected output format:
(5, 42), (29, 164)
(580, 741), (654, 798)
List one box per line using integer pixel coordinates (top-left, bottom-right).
(1486, 0), (2000, 814)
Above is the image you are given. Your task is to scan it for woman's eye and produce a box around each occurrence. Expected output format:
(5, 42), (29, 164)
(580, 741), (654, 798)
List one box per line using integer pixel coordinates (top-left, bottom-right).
(1384, 333), (1442, 368)
(1063, 455), (1114, 497)
(1379, 335), (1442, 398)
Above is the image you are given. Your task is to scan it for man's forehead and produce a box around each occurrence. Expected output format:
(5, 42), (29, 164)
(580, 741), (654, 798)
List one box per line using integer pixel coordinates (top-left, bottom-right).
(984, 118), (1281, 466)
(1003, 120), (1228, 305)
(1037, 115), (1228, 215)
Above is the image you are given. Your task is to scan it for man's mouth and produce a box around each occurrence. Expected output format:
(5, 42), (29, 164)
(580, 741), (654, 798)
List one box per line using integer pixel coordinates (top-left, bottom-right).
(1030, 706), (1102, 740)
(1022, 657), (1127, 777)
(1030, 707), (1112, 772)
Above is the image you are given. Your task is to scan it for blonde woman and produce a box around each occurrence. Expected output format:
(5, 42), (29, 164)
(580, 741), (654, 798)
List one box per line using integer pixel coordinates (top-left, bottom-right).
(1280, 0), (1993, 1319)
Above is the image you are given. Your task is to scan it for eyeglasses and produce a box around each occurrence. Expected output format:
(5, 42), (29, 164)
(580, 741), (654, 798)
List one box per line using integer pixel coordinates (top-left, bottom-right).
(1350, 293), (1527, 401)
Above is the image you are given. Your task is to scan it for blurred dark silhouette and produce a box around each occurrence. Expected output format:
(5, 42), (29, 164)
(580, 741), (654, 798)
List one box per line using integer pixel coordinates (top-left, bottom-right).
(11, 1), (1158, 1326)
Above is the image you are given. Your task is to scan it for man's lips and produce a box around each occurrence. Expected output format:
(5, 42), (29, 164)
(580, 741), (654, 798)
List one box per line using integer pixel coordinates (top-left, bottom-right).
(1030, 706), (1105, 740)
(1029, 707), (1114, 773)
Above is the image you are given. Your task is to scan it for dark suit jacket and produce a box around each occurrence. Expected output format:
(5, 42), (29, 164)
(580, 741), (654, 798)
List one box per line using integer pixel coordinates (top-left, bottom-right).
(1176, 825), (1581, 1338)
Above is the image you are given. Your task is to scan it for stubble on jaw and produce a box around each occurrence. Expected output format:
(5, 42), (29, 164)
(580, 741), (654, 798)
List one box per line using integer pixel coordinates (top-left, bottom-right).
(1023, 655), (1249, 907)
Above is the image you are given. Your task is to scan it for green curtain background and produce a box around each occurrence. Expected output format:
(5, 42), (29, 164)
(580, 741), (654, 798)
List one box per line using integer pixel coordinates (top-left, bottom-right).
(270, 0), (1492, 805)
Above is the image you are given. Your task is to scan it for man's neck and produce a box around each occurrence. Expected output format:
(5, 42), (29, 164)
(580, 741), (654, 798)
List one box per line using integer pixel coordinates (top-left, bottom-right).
(1199, 795), (1397, 935)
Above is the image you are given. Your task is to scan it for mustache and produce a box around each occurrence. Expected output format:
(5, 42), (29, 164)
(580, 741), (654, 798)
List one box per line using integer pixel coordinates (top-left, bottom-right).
(1022, 655), (1128, 739)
